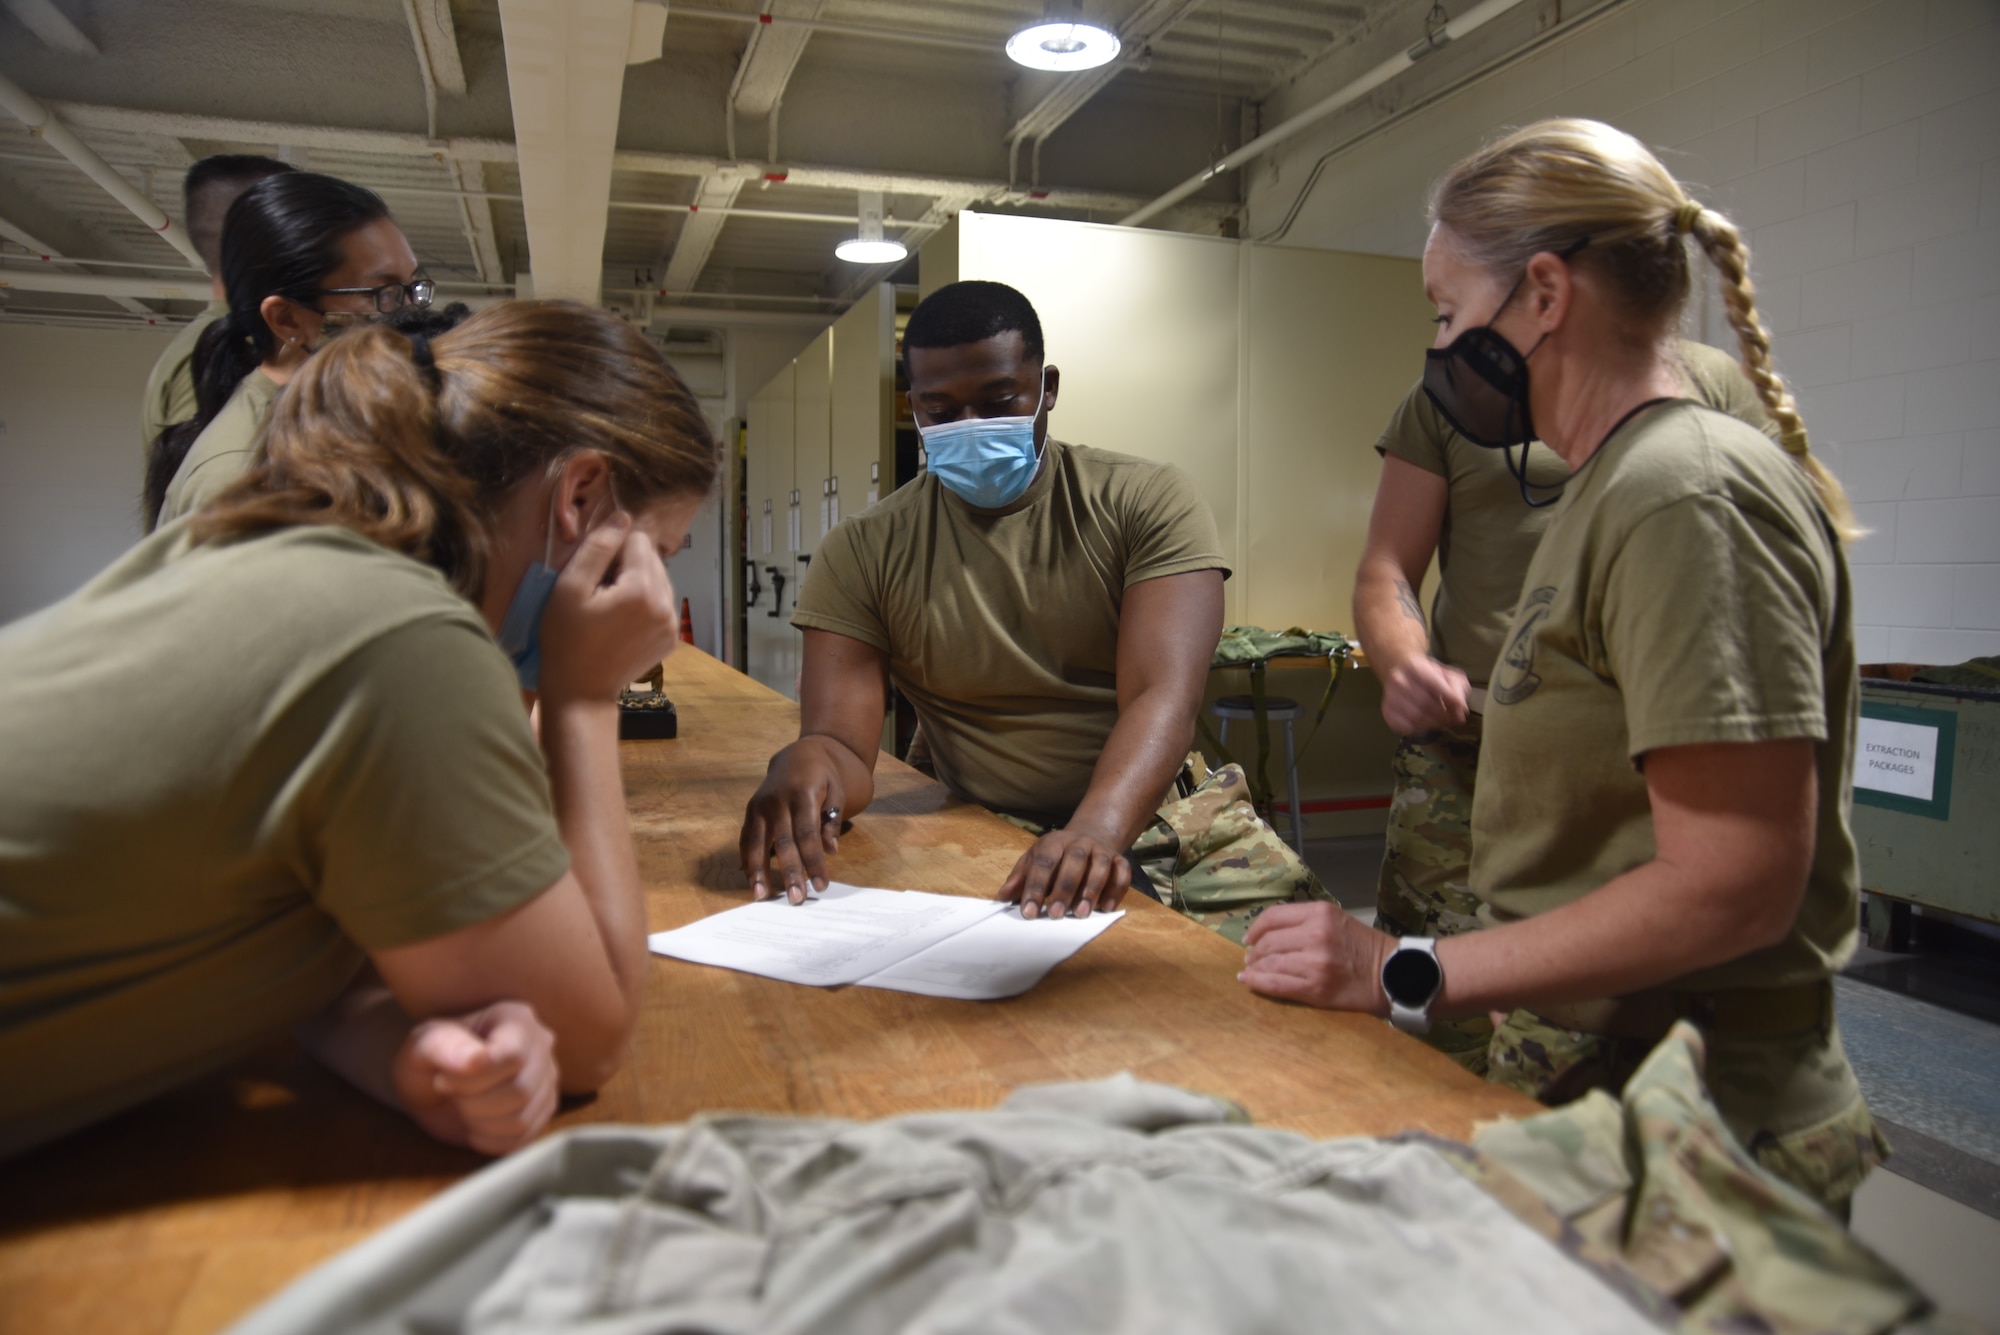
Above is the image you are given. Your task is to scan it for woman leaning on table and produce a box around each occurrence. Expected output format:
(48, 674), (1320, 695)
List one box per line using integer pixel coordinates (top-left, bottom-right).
(0, 302), (716, 1160)
(1240, 118), (1886, 1214)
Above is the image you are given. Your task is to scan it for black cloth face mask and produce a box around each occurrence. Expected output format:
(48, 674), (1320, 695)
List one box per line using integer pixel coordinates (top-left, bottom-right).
(1420, 238), (1587, 508)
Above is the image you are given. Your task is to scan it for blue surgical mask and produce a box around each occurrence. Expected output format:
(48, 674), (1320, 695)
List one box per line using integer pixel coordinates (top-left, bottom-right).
(917, 380), (1047, 509)
(495, 480), (615, 691)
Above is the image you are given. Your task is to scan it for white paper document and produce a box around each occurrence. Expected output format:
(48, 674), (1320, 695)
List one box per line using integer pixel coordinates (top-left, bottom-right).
(648, 883), (1123, 1000)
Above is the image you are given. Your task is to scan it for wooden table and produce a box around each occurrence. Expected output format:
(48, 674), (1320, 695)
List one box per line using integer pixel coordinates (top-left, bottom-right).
(0, 648), (1530, 1334)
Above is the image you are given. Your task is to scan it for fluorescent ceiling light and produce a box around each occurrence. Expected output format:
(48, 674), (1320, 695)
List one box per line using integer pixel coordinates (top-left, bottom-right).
(836, 190), (907, 264)
(835, 237), (908, 264)
(1006, 20), (1120, 72)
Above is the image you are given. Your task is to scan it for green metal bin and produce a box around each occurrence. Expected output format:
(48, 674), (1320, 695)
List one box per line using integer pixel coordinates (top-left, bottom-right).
(1851, 671), (2000, 947)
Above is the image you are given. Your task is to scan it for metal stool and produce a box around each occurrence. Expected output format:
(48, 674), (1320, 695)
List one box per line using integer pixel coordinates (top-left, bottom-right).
(1211, 694), (1305, 856)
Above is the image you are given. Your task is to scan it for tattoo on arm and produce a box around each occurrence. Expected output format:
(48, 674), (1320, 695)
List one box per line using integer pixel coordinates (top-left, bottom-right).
(1393, 578), (1426, 626)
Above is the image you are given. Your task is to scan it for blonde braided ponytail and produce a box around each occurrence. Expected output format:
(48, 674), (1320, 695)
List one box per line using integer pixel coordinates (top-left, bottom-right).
(1681, 202), (1862, 541)
(1432, 118), (1861, 543)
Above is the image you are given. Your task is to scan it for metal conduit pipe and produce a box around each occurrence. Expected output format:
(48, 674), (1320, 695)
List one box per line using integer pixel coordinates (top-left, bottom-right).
(0, 270), (212, 300)
(673, 5), (996, 54)
(0, 73), (207, 267)
(43, 101), (1239, 223)
(1117, 0), (1531, 228)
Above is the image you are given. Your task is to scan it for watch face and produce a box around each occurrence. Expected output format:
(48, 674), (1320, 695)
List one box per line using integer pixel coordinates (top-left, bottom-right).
(1383, 947), (1443, 1008)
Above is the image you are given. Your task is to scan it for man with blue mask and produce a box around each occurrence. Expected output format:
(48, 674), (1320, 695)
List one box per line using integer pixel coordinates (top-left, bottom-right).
(741, 281), (1232, 924)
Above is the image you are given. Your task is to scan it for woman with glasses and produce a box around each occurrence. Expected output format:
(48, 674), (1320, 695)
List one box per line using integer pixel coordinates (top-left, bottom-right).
(3, 302), (715, 1159)
(1239, 119), (1883, 1215)
(146, 171), (434, 528)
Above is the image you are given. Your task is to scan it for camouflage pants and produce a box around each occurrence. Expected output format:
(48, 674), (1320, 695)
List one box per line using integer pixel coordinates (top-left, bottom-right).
(1487, 1008), (1890, 1214)
(1002, 756), (1332, 946)
(1375, 718), (1493, 1074)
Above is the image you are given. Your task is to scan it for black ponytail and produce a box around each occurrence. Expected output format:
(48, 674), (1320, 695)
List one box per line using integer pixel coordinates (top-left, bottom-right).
(140, 171), (390, 530)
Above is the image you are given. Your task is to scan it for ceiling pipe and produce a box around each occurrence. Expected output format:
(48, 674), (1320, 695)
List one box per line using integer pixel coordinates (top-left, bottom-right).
(0, 269), (211, 300)
(43, 100), (1238, 223)
(0, 73), (206, 267)
(1118, 0), (1530, 227)
(675, 4), (995, 54)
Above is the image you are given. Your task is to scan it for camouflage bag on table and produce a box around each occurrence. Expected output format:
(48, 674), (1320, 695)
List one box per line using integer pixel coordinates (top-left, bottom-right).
(1130, 752), (1336, 944)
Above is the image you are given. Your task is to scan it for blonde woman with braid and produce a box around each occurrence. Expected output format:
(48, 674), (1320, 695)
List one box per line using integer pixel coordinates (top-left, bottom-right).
(1, 303), (717, 1160)
(1240, 118), (1884, 1214)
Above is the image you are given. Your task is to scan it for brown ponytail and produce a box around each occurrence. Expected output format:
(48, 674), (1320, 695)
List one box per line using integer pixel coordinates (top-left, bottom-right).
(192, 300), (720, 598)
(1431, 117), (1861, 542)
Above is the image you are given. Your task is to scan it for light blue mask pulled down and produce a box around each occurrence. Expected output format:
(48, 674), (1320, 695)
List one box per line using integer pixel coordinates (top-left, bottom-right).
(496, 559), (559, 690)
(496, 482), (616, 691)
(917, 382), (1047, 509)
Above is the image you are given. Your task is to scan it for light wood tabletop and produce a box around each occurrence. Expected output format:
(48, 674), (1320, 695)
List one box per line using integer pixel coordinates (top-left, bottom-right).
(0, 647), (1530, 1334)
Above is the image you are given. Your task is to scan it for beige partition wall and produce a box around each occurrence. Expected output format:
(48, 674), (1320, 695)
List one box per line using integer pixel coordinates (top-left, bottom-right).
(738, 285), (896, 700)
(829, 285), (896, 527)
(1238, 244), (1438, 628)
(744, 363), (797, 696)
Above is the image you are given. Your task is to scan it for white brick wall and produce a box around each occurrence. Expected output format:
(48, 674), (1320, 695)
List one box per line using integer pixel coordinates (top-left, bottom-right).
(1254, 0), (2000, 664)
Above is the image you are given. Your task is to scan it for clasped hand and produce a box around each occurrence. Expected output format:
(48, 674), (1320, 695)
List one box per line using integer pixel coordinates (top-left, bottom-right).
(1238, 902), (1394, 1015)
(1380, 655), (1471, 736)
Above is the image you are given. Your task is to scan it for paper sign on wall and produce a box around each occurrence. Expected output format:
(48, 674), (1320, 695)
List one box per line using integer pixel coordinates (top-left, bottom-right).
(1855, 716), (1939, 801)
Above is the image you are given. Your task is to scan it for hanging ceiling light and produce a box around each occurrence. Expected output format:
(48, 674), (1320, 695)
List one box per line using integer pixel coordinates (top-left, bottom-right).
(835, 190), (908, 264)
(1006, 0), (1120, 72)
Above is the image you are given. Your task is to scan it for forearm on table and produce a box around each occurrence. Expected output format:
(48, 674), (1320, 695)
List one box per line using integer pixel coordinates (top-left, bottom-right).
(1068, 688), (1197, 851)
(539, 698), (649, 1009)
(1431, 861), (1792, 1018)
(293, 971), (413, 1111)
(1352, 558), (1430, 672)
(793, 730), (879, 816)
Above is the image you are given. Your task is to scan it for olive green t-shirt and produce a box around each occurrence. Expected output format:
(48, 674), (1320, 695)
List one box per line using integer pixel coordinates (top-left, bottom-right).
(158, 368), (280, 525)
(1470, 401), (1858, 991)
(0, 524), (569, 1158)
(1375, 340), (1775, 685)
(794, 439), (1230, 826)
(140, 301), (224, 452)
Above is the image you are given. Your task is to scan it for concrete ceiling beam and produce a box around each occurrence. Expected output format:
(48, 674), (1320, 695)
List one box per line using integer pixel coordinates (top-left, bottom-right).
(43, 102), (1241, 225)
(496, 0), (634, 303)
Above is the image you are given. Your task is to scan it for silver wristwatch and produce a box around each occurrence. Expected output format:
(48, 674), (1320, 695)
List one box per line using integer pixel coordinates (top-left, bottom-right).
(1381, 936), (1445, 1036)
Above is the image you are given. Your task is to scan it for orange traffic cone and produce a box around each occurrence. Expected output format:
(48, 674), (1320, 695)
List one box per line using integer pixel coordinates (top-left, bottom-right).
(679, 596), (695, 645)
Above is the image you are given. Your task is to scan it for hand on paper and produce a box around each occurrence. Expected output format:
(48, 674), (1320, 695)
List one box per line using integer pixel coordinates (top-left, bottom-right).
(740, 737), (851, 903)
(393, 1000), (561, 1156)
(998, 826), (1131, 920)
(1379, 655), (1471, 735)
(1238, 902), (1394, 1016)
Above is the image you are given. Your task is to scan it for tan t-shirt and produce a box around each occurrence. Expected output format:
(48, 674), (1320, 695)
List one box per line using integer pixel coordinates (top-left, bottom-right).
(0, 523), (569, 1158)
(794, 439), (1229, 826)
(1376, 340), (1774, 685)
(158, 368), (280, 525)
(1470, 401), (1858, 992)
(140, 301), (224, 452)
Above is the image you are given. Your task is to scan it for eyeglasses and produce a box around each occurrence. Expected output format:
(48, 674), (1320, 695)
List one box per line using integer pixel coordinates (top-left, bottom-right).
(311, 275), (435, 314)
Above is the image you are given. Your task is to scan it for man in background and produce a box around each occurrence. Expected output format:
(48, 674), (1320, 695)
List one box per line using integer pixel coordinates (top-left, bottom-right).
(139, 154), (294, 452)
